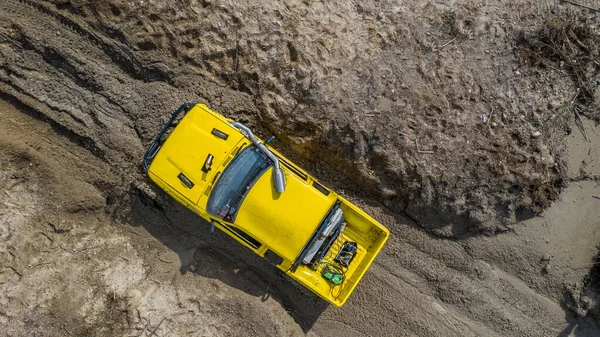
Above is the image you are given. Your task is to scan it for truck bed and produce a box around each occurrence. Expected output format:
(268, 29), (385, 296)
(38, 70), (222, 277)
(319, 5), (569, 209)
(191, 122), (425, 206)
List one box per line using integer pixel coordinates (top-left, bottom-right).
(284, 198), (389, 306)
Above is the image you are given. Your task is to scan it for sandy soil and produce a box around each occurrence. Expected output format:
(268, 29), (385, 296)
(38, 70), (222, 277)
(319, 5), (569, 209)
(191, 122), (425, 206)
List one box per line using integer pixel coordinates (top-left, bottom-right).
(1, 0), (600, 336)
(2, 86), (600, 337)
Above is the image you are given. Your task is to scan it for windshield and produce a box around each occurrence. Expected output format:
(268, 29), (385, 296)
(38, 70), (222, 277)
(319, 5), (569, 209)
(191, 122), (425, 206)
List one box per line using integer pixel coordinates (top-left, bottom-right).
(207, 146), (269, 221)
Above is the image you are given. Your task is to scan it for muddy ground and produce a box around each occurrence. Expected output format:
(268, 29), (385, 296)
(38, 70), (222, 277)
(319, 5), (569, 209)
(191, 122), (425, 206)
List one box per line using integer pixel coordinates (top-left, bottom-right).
(1, 0), (600, 336)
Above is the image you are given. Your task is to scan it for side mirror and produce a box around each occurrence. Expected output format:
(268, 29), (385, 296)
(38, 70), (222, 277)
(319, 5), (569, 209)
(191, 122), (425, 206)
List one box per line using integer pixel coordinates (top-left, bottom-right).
(265, 135), (276, 144)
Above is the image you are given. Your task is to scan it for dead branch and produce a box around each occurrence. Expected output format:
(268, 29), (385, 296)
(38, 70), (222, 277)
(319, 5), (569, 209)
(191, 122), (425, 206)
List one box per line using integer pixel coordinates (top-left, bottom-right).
(398, 132), (433, 154)
(234, 30), (240, 74)
(147, 318), (165, 337)
(38, 231), (54, 243)
(565, 89), (590, 141)
(436, 37), (457, 52)
(133, 310), (149, 337)
(573, 106), (589, 141)
(134, 324), (148, 337)
(62, 324), (72, 335)
(71, 246), (102, 254)
(0, 31), (24, 50)
(92, 266), (110, 273)
(157, 255), (173, 264)
(415, 139), (434, 154)
(561, 0), (600, 13)
(487, 107), (495, 131)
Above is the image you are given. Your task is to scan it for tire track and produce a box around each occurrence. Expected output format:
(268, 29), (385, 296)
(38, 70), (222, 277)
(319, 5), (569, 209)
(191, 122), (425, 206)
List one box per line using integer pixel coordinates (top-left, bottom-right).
(2, 0), (166, 82)
(1, 1), (598, 336)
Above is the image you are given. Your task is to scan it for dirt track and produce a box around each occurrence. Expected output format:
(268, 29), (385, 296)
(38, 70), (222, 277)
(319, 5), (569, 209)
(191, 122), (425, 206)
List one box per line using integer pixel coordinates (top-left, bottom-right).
(1, 0), (600, 336)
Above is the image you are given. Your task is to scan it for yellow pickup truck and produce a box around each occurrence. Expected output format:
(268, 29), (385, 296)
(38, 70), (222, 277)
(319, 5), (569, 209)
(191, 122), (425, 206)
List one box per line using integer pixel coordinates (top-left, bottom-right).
(143, 103), (389, 306)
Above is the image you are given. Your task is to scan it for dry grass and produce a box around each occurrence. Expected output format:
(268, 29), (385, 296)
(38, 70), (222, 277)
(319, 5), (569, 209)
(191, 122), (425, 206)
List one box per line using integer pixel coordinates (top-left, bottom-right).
(518, 13), (600, 121)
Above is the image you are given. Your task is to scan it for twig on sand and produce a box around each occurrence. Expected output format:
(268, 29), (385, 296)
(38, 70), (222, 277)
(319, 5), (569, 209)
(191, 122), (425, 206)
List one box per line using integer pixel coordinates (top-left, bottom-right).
(147, 318), (165, 337)
(234, 30), (240, 74)
(568, 89), (580, 105)
(561, 0), (600, 13)
(575, 261), (600, 269)
(38, 231), (54, 243)
(592, 195), (600, 200)
(436, 37), (458, 52)
(62, 324), (72, 335)
(399, 132), (434, 154)
(573, 107), (589, 141)
(134, 324), (148, 337)
(71, 245), (102, 254)
(568, 89), (589, 142)
(415, 139), (434, 154)
(157, 254), (173, 264)
(487, 107), (495, 130)
(0, 31), (24, 50)
(134, 310), (149, 337)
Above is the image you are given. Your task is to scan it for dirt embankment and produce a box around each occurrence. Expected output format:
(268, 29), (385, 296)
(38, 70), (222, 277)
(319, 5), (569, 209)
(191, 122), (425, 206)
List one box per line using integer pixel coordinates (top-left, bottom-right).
(2, 0), (600, 336)
(3, 0), (596, 236)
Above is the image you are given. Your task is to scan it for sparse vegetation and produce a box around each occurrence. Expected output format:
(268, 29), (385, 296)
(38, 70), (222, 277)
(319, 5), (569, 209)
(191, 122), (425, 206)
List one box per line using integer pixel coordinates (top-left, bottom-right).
(518, 13), (600, 121)
(77, 327), (96, 337)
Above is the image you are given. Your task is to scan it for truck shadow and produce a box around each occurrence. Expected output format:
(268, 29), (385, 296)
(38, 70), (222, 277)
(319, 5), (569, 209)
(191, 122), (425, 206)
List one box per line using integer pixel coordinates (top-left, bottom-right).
(128, 185), (327, 333)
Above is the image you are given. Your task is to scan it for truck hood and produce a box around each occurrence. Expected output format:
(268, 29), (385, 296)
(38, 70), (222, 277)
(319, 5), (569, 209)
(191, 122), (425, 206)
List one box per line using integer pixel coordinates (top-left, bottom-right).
(148, 105), (245, 204)
(234, 169), (338, 263)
